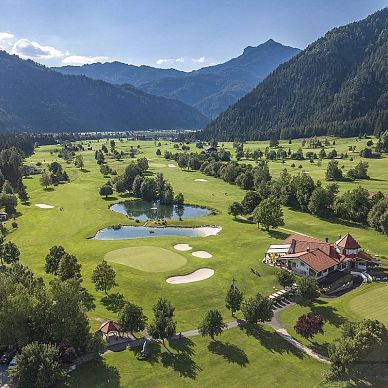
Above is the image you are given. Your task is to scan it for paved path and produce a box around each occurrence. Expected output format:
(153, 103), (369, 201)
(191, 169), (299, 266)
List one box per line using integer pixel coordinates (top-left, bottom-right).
(268, 301), (329, 363)
(101, 301), (328, 364)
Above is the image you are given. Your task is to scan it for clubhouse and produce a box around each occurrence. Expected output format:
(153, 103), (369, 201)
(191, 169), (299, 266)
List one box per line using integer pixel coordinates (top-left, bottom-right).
(265, 233), (376, 280)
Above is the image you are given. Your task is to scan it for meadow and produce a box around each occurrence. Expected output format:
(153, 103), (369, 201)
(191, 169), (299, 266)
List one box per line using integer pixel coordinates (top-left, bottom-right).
(6, 136), (388, 386)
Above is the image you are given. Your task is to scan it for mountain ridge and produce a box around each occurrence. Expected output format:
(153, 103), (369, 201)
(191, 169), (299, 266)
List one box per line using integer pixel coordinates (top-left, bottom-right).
(54, 40), (301, 118)
(0, 51), (207, 133)
(204, 8), (388, 140)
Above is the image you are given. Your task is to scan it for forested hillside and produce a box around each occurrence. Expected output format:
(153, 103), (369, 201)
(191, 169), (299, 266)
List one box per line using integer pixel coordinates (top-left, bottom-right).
(204, 9), (388, 140)
(0, 52), (207, 133)
(54, 40), (300, 118)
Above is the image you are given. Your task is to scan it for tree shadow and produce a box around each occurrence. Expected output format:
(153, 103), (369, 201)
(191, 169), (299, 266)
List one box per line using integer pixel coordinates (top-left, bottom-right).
(239, 323), (305, 359)
(160, 351), (201, 379)
(65, 358), (120, 387)
(168, 337), (195, 357)
(80, 168), (90, 173)
(102, 196), (119, 202)
(101, 292), (125, 313)
(208, 340), (249, 367)
(43, 187), (55, 192)
(129, 341), (162, 366)
(232, 218), (255, 225)
(310, 300), (347, 328)
(268, 230), (289, 240)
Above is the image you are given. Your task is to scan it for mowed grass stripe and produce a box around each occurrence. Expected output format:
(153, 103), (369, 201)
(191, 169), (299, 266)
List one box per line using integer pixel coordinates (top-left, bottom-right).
(105, 246), (187, 272)
(347, 284), (388, 326)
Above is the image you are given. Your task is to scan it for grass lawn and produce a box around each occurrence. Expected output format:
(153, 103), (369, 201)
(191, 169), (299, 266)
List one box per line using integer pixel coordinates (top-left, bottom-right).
(279, 283), (388, 358)
(66, 327), (328, 388)
(5, 136), (388, 386)
(105, 246), (187, 272)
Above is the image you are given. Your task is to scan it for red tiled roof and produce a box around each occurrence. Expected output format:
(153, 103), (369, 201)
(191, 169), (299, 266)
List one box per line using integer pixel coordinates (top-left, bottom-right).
(335, 233), (360, 249)
(283, 234), (340, 260)
(283, 249), (339, 272)
(99, 320), (121, 334)
(283, 233), (323, 244)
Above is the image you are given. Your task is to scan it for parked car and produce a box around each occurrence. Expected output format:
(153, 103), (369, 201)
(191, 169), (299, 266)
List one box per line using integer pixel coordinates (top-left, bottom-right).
(0, 349), (16, 365)
(8, 357), (17, 367)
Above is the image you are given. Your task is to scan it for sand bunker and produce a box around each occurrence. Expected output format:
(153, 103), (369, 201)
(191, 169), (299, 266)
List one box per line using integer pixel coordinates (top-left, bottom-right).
(174, 244), (192, 251)
(168, 164), (177, 168)
(195, 226), (222, 237)
(166, 268), (215, 284)
(194, 179), (208, 182)
(35, 203), (55, 209)
(192, 251), (213, 259)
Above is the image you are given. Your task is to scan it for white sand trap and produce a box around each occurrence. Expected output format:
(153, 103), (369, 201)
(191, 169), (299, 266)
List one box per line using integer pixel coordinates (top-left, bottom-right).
(192, 251), (213, 259)
(35, 203), (55, 209)
(174, 244), (192, 251)
(168, 164), (177, 168)
(166, 268), (215, 284)
(195, 226), (222, 237)
(194, 178), (208, 182)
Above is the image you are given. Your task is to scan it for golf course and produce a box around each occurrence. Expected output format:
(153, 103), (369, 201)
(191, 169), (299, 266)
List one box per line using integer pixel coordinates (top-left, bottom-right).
(6, 136), (388, 386)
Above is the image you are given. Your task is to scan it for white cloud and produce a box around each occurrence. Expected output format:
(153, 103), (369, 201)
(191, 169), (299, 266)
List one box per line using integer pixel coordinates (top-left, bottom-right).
(61, 55), (109, 65)
(156, 58), (173, 65)
(0, 32), (14, 50)
(11, 38), (64, 59)
(156, 57), (185, 66)
(192, 56), (206, 64)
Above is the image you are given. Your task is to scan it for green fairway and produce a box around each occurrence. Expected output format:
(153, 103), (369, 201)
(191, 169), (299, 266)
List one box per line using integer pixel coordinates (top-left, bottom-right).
(105, 246), (187, 272)
(5, 136), (388, 386)
(67, 327), (328, 388)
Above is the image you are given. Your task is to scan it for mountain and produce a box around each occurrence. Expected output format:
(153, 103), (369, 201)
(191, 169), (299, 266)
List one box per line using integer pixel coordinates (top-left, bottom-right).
(0, 51), (207, 133)
(53, 61), (186, 86)
(204, 9), (388, 141)
(54, 40), (300, 118)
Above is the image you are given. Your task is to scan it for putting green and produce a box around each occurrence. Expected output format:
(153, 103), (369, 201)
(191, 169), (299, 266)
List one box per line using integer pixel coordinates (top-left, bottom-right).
(347, 284), (388, 326)
(104, 246), (187, 272)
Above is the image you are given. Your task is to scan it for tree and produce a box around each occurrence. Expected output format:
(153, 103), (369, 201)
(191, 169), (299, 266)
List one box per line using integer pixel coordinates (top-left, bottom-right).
(115, 179), (126, 194)
(326, 160), (343, 181)
(0, 241), (20, 266)
(57, 253), (82, 281)
(198, 310), (226, 340)
(99, 185), (113, 198)
(118, 302), (148, 337)
(74, 154), (84, 169)
(253, 196), (284, 231)
(368, 199), (388, 234)
(17, 185), (29, 202)
(294, 313), (324, 339)
(40, 171), (52, 189)
(228, 202), (244, 219)
(137, 157), (149, 172)
(276, 270), (296, 288)
(334, 186), (370, 223)
(156, 148), (162, 156)
(241, 293), (273, 325)
(100, 164), (110, 176)
(45, 245), (66, 275)
(241, 191), (261, 214)
(225, 279), (244, 316)
(92, 260), (117, 295)
(148, 298), (176, 346)
(9, 342), (64, 388)
(140, 178), (157, 202)
(174, 192), (184, 206)
(297, 277), (320, 303)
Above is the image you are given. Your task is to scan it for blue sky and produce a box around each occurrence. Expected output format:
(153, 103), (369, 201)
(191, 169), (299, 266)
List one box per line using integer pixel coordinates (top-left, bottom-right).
(0, 0), (387, 70)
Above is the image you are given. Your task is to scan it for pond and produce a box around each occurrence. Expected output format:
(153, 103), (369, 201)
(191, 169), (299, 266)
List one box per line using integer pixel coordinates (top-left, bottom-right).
(92, 226), (221, 240)
(110, 200), (212, 221)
